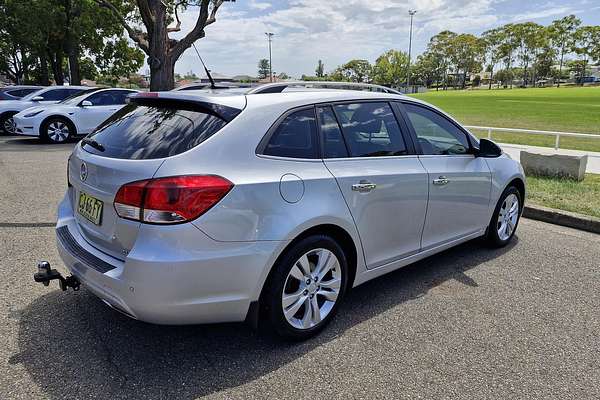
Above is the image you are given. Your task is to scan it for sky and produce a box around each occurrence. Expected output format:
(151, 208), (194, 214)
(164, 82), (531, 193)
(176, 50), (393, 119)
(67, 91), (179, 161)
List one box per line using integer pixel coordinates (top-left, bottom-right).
(165, 0), (600, 78)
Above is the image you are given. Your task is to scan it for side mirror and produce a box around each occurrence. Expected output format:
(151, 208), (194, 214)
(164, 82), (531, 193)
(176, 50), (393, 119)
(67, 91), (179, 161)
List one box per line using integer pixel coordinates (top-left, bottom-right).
(476, 138), (502, 158)
(80, 100), (93, 107)
(31, 96), (44, 102)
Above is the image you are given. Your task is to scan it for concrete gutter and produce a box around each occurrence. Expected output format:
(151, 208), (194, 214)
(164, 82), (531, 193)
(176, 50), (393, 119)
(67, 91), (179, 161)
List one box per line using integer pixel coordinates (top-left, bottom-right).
(523, 204), (600, 234)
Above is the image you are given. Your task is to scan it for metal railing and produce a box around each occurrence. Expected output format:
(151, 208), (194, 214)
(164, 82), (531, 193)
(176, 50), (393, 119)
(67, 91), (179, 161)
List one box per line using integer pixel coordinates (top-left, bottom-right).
(465, 125), (600, 150)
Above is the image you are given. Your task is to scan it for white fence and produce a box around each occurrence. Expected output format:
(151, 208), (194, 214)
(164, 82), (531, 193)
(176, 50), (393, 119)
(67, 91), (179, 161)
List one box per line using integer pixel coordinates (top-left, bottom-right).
(465, 125), (600, 150)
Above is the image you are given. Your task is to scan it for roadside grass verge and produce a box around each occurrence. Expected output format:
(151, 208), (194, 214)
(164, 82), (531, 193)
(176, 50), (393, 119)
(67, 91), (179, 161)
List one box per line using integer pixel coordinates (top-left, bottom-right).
(411, 87), (600, 152)
(526, 173), (600, 219)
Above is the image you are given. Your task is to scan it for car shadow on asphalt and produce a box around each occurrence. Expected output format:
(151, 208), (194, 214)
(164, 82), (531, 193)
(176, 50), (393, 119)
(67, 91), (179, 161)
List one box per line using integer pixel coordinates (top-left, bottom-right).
(0, 136), (77, 151)
(10, 236), (518, 399)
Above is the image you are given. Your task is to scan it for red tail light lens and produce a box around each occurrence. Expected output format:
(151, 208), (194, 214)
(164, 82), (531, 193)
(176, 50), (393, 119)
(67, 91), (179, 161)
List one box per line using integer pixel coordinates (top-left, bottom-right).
(114, 175), (233, 224)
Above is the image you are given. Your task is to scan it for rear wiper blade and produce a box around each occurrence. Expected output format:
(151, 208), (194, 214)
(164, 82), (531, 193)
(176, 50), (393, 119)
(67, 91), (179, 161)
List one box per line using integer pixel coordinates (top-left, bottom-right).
(81, 137), (105, 152)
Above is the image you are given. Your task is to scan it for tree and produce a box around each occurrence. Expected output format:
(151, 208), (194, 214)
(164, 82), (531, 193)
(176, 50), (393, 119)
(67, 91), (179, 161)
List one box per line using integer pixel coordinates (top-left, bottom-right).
(512, 22), (545, 86)
(258, 58), (270, 79)
(95, 0), (230, 90)
(427, 31), (457, 90)
(412, 52), (442, 88)
(315, 59), (324, 77)
(450, 34), (483, 89)
(482, 27), (504, 89)
(332, 59), (372, 82)
(371, 49), (409, 87)
(548, 15), (581, 87)
(572, 26), (600, 85)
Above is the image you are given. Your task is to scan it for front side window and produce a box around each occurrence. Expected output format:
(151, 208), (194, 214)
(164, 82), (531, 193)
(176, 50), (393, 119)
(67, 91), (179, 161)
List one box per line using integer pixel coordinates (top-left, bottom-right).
(333, 102), (407, 157)
(263, 108), (318, 159)
(404, 103), (470, 155)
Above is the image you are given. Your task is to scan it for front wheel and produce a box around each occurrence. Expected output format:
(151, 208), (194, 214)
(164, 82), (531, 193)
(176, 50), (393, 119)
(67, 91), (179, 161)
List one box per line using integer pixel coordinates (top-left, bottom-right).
(486, 186), (522, 247)
(0, 113), (17, 135)
(263, 235), (348, 340)
(41, 118), (74, 144)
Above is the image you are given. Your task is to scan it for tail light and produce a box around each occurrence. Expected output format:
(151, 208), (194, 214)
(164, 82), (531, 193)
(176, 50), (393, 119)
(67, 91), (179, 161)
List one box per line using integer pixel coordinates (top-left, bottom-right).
(114, 175), (233, 224)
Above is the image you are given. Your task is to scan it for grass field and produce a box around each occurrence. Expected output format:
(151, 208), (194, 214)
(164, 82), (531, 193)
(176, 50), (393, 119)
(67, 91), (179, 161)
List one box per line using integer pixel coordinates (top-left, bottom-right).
(526, 173), (600, 218)
(411, 87), (600, 152)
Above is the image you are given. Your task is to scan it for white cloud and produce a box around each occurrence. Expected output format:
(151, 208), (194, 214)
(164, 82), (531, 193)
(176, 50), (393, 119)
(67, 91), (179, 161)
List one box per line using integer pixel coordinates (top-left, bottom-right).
(249, 0), (272, 10)
(160, 0), (595, 78)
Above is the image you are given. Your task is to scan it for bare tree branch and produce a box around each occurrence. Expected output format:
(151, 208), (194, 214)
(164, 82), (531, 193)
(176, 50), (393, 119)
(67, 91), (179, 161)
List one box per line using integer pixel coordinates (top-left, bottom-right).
(170, 0), (224, 59)
(94, 0), (150, 54)
(167, 1), (185, 33)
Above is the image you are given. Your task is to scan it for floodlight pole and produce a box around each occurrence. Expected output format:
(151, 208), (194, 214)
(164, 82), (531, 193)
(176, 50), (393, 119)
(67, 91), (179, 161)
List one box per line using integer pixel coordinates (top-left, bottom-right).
(407, 10), (417, 91)
(265, 32), (274, 82)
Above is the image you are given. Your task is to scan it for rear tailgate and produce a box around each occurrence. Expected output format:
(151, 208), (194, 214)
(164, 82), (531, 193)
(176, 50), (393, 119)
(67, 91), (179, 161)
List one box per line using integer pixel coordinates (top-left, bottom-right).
(68, 147), (163, 260)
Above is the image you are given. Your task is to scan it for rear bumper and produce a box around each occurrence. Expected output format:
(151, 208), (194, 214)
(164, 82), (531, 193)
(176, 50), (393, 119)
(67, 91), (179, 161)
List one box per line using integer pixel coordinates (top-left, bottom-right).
(55, 193), (285, 325)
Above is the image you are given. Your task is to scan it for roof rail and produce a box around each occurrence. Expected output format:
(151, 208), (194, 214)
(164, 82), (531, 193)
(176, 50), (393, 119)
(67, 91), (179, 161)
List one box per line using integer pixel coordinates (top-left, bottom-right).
(246, 81), (403, 95)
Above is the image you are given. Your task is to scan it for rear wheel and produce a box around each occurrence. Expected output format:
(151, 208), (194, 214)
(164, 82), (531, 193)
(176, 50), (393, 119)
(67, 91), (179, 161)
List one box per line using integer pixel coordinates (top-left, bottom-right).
(41, 117), (75, 144)
(486, 186), (522, 247)
(0, 112), (17, 135)
(263, 235), (348, 340)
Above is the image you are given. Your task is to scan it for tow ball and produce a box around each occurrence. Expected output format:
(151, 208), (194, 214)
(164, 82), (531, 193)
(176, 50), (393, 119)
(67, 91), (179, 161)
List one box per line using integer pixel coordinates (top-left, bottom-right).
(33, 261), (81, 291)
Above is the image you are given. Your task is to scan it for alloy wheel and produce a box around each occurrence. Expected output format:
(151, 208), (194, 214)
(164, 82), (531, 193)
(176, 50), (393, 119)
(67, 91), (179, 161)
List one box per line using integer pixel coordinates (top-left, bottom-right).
(3, 117), (16, 134)
(497, 193), (519, 241)
(47, 121), (70, 143)
(281, 248), (342, 330)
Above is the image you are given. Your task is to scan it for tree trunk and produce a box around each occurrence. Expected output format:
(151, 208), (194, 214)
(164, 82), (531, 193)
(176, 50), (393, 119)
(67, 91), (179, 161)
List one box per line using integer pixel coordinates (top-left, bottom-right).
(146, 3), (175, 91)
(557, 46), (564, 88)
(489, 67), (494, 90)
(51, 51), (65, 85)
(39, 54), (50, 85)
(68, 50), (81, 85)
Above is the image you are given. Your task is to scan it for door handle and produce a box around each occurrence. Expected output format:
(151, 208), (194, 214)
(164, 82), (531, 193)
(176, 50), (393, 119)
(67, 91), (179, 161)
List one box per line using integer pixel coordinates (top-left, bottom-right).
(432, 176), (449, 186)
(352, 181), (377, 193)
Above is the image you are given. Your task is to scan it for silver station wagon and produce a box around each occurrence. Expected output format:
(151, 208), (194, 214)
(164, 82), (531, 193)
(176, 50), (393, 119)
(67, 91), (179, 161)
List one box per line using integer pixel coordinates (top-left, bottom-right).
(35, 82), (525, 340)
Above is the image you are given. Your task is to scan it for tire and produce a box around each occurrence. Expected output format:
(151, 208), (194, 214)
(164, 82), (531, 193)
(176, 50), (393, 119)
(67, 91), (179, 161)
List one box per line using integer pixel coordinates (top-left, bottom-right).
(486, 186), (522, 247)
(0, 112), (17, 135)
(40, 117), (75, 144)
(262, 234), (349, 340)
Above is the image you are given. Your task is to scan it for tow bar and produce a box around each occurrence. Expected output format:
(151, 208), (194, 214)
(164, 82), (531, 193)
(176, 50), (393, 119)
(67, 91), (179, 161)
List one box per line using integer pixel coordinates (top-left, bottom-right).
(33, 261), (81, 291)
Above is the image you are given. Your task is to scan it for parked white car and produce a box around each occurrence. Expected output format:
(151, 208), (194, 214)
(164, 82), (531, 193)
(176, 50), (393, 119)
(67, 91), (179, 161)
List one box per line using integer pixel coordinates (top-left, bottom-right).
(0, 86), (92, 135)
(14, 88), (138, 143)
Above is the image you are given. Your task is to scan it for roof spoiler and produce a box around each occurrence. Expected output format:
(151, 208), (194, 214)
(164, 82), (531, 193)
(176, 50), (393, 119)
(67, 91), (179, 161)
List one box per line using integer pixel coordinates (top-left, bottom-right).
(246, 81), (402, 95)
(130, 93), (242, 122)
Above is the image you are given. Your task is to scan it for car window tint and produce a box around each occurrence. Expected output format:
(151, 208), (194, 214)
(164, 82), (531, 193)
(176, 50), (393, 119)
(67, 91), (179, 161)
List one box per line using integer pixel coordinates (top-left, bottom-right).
(333, 102), (407, 157)
(317, 106), (348, 158)
(86, 91), (120, 106)
(84, 103), (229, 160)
(404, 103), (470, 155)
(113, 91), (133, 104)
(263, 108), (318, 159)
(42, 88), (81, 101)
(7, 89), (25, 97)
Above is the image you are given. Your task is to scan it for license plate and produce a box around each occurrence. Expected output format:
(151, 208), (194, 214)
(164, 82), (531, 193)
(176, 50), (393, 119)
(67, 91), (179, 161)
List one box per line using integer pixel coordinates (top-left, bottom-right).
(78, 192), (103, 225)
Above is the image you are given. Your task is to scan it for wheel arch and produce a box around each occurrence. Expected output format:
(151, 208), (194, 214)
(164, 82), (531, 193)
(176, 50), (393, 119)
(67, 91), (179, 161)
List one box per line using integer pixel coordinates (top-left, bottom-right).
(506, 177), (526, 209)
(252, 223), (359, 325)
(39, 115), (78, 137)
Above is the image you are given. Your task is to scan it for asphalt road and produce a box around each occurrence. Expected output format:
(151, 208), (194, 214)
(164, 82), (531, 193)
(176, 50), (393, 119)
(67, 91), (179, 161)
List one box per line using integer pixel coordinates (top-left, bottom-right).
(1, 135), (599, 400)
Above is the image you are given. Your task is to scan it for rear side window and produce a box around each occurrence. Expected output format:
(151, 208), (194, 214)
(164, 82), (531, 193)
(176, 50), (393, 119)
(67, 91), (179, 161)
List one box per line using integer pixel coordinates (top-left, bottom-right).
(263, 108), (318, 159)
(42, 88), (82, 101)
(333, 102), (407, 157)
(317, 106), (348, 158)
(83, 103), (229, 160)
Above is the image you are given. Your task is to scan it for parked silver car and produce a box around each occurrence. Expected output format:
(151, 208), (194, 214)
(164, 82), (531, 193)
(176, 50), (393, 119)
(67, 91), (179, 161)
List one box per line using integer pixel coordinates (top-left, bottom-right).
(36, 84), (525, 339)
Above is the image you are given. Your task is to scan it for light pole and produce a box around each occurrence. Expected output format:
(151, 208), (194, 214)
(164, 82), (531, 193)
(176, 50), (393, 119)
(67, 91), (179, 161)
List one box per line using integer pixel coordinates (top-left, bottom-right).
(265, 32), (274, 82)
(407, 9), (417, 92)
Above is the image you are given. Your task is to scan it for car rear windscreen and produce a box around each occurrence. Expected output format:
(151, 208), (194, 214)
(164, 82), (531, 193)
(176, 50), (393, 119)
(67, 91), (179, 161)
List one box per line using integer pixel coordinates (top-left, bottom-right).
(82, 102), (233, 160)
